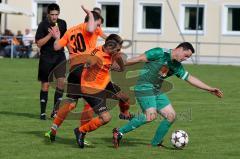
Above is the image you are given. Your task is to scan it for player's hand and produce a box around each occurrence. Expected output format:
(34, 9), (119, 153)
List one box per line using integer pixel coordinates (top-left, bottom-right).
(81, 5), (91, 15)
(111, 52), (127, 72)
(48, 27), (60, 39)
(209, 88), (223, 98)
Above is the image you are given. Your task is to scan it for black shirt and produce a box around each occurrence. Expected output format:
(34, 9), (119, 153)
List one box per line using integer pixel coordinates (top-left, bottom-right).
(35, 18), (67, 55)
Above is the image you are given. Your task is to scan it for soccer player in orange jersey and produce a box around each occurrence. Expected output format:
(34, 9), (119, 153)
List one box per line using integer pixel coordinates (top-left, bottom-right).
(49, 6), (130, 124)
(72, 34), (127, 148)
(45, 6), (131, 144)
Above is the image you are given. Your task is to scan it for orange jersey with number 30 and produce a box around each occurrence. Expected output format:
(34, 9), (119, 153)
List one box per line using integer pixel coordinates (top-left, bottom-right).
(58, 23), (103, 58)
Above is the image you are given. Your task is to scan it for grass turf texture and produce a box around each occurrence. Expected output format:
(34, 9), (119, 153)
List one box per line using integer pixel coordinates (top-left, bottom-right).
(0, 58), (239, 159)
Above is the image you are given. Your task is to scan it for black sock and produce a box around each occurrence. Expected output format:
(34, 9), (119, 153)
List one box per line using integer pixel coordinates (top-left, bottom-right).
(40, 90), (48, 114)
(54, 87), (64, 111)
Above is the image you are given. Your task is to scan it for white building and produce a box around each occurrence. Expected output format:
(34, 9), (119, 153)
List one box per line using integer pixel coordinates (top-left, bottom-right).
(1, 0), (240, 64)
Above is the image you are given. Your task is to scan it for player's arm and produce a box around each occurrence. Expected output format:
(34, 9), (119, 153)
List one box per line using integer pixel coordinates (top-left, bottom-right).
(81, 5), (95, 33)
(101, 33), (108, 39)
(48, 26), (66, 51)
(111, 53), (126, 72)
(35, 24), (53, 48)
(53, 38), (63, 51)
(186, 74), (223, 98)
(36, 33), (52, 48)
(125, 53), (148, 66)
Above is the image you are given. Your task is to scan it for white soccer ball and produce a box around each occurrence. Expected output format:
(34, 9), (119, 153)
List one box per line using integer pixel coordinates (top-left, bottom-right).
(171, 130), (189, 149)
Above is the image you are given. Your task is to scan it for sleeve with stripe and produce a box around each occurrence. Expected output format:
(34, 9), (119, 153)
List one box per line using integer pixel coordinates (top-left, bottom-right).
(175, 64), (189, 80)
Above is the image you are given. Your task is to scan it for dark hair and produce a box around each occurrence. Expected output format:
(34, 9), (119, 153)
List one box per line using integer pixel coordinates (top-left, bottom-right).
(106, 34), (123, 45)
(176, 42), (195, 53)
(93, 7), (101, 14)
(84, 11), (104, 23)
(47, 3), (60, 14)
(104, 34), (123, 50)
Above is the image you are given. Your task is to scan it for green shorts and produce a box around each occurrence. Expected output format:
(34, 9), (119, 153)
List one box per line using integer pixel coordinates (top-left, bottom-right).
(134, 84), (170, 112)
(136, 93), (170, 112)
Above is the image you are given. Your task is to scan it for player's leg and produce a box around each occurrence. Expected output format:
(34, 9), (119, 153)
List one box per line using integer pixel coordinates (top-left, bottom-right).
(105, 82), (133, 120)
(74, 91), (111, 148)
(52, 55), (66, 117)
(38, 55), (52, 120)
(45, 98), (77, 142)
(151, 94), (175, 146)
(40, 82), (49, 120)
(45, 64), (82, 141)
(80, 100), (94, 126)
(113, 95), (158, 148)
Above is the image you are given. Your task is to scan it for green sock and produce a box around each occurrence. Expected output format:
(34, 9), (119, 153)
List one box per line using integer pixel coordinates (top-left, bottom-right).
(151, 119), (172, 146)
(119, 113), (147, 134)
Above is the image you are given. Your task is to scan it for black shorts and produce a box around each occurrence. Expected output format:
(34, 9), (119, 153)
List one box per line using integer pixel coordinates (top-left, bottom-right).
(82, 82), (121, 115)
(66, 64), (84, 99)
(38, 53), (66, 82)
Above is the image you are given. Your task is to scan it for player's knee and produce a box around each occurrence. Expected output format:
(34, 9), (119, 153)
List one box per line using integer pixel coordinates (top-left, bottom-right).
(166, 111), (176, 123)
(117, 92), (129, 103)
(99, 112), (112, 124)
(41, 82), (49, 91)
(146, 112), (158, 122)
(59, 98), (77, 110)
(56, 78), (65, 89)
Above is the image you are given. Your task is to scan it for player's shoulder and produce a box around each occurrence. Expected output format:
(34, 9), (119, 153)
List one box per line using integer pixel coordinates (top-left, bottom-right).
(37, 19), (48, 28)
(57, 18), (66, 23)
(64, 24), (82, 35)
(145, 47), (164, 55)
(57, 18), (67, 26)
(148, 47), (163, 52)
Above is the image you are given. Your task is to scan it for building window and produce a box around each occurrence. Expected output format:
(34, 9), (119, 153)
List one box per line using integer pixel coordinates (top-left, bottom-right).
(32, 0), (56, 30)
(137, 1), (163, 33)
(37, 3), (49, 25)
(143, 6), (161, 29)
(184, 7), (204, 30)
(102, 4), (119, 28)
(222, 5), (240, 35)
(180, 4), (205, 34)
(96, 0), (122, 32)
(227, 8), (240, 31)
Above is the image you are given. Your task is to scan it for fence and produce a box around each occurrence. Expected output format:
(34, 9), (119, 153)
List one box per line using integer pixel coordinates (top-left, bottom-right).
(1, 35), (240, 65)
(0, 35), (38, 59)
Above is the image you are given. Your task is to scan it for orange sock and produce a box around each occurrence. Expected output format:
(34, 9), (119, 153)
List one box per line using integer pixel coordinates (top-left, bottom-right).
(79, 117), (103, 133)
(80, 103), (94, 126)
(119, 100), (130, 114)
(53, 102), (76, 127)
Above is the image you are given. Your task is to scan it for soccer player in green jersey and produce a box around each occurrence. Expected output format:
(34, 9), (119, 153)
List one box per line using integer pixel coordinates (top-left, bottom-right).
(112, 42), (223, 148)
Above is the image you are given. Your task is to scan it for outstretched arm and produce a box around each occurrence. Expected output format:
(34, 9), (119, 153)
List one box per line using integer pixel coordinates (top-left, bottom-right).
(125, 53), (148, 66)
(81, 5), (95, 33)
(186, 74), (223, 98)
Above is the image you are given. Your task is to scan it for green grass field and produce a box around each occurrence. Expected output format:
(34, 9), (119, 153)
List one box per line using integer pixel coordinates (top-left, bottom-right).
(0, 58), (240, 159)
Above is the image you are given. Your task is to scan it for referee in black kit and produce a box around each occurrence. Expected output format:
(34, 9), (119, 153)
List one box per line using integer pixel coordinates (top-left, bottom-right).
(35, 3), (67, 120)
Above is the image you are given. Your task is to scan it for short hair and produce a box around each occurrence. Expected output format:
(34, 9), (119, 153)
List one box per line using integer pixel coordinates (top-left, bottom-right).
(176, 42), (195, 53)
(47, 3), (60, 14)
(93, 7), (101, 14)
(104, 34), (123, 50)
(106, 34), (123, 45)
(84, 11), (104, 23)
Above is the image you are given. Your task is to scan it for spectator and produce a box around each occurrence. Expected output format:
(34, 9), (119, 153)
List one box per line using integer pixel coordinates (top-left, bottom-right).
(16, 30), (23, 45)
(3, 30), (21, 58)
(21, 28), (35, 58)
